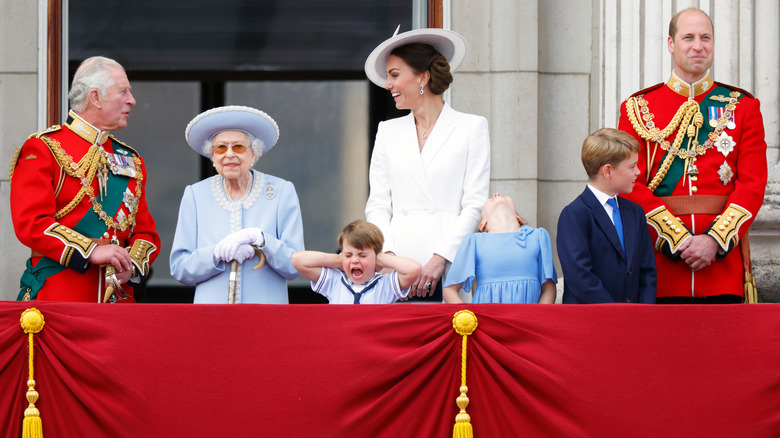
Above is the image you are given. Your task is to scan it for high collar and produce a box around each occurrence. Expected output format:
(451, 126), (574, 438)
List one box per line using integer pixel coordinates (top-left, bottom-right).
(665, 71), (714, 99)
(65, 110), (110, 145)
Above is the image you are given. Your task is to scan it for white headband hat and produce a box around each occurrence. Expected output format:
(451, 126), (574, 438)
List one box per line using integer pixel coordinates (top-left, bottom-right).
(185, 105), (280, 157)
(364, 26), (467, 88)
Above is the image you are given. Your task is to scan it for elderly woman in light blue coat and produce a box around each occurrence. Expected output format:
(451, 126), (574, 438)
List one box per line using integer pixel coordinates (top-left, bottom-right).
(170, 106), (304, 303)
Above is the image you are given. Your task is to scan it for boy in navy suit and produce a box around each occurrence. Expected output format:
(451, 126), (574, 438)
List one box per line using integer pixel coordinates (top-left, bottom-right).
(558, 128), (657, 303)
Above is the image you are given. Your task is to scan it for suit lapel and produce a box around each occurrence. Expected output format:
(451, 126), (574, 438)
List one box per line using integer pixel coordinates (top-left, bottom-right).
(419, 103), (456, 168)
(398, 113), (435, 202)
(581, 188), (625, 260)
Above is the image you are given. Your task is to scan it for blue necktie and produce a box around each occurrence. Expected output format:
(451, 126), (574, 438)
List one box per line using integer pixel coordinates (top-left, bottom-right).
(606, 197), (625, 253)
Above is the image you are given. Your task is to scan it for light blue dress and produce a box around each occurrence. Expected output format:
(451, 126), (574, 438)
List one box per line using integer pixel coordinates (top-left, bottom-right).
(444, 226), (557, 303)
(170, 170), (304, 303)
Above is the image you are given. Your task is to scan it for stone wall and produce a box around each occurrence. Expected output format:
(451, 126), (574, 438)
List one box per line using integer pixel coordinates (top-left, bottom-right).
(0, 2), (40, 300)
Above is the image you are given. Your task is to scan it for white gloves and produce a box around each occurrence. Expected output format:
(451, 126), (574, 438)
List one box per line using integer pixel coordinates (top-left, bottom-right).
(213, 228), (265, 263)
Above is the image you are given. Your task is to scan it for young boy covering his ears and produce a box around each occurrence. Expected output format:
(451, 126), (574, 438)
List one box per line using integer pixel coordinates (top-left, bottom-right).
(292, 220), (421, 304)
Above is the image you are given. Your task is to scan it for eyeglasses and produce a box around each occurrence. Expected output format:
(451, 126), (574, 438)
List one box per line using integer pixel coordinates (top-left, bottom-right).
(213, 144), (248, 154)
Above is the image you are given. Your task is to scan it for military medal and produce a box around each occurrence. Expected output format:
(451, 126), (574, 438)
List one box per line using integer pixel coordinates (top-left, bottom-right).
(107, 152), (138, 178)
(718, 161), (734, 185)
(708, 106), (718, 128)
(716, 132), (736, 157)
(123, 188), (138, 212)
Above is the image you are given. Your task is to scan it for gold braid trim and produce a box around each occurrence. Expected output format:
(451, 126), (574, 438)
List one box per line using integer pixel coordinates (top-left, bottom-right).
(707, 204), (751, 252)
(626, 91), (742, 194)
(40, 135), (143, 234)
(129, 239), (157, 277)
(9, 144), (23, 183)
(625, 97), (702, 192)
(44, 223), (97, 263)
(646, 206), (691, 254)
(37, 135), (104, 219)
(9, 126), (62, 183)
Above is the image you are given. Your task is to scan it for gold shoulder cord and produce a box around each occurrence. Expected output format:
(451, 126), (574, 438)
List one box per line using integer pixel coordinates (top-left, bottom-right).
(9, 145), (23, 183)
(626, 91), (742, 193)
(39, 136), (104, 220)
(625, 97), (702, 192)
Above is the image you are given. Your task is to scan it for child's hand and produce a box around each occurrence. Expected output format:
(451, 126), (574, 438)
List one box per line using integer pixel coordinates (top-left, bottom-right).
(376, 252), (394, 274)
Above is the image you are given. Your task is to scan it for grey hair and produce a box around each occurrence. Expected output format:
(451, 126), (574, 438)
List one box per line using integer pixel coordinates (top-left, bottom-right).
(202, 132), (265, 160)
(68, 56), (125, 112)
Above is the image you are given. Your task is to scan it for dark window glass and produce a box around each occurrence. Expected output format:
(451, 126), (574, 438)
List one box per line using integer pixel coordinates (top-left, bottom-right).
(69, 0), (411, 72)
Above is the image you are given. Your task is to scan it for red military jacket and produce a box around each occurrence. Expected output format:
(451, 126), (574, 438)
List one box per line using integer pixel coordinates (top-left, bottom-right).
(10, 111), (160, 302)
(618, 73), (767, 298)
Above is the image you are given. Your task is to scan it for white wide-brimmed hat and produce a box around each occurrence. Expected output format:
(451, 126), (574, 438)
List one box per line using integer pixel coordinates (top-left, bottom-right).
(364, 27), (467, 88)
(185, 105), (280, 157)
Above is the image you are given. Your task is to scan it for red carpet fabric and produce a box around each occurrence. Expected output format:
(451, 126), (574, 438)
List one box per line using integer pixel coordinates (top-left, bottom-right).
(1, 302), (779, 437)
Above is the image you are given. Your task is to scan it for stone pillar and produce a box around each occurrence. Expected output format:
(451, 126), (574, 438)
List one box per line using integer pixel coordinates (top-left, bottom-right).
(450, 0), (541, 225)
(0, 2), (42, 300)
(750, 0), (780, 301)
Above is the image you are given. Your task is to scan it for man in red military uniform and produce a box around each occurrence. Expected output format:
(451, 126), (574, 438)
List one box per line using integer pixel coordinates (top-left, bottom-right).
(618, 8), (767, 303)
(10, 56), (160, 303)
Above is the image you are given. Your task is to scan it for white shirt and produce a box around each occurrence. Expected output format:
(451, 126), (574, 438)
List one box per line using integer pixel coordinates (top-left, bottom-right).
(587, 184), (619, 225)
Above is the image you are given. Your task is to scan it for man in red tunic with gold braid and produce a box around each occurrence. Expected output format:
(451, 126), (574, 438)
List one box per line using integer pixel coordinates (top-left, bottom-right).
(618, 8), (767, 303)
(10, 56), (160, 303)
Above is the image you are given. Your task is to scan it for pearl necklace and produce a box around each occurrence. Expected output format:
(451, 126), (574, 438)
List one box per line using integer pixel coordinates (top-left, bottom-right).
(223, 173), (254, 201)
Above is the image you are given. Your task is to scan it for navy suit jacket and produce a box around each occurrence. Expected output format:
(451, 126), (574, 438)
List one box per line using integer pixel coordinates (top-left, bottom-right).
(558, 187), (656, 303)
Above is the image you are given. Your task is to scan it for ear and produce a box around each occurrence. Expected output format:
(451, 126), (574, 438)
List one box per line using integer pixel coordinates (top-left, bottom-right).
(601, 163), (614, 179)
(88, 88), (102, 109)
(667, 35), (675, 55)
(478, 220), (487, 232)
(418, 70), (430, 87)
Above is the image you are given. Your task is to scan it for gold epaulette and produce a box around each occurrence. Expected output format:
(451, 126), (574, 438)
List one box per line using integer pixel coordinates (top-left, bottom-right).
(128, 239), (157, 277)
(646, 206), (691, 254)
(29, 125), (62, 139)
(43, 223), (97, 266)
(626, 83), (664, 99)
(707, 203), (752, 252)
(9, 126), (63, 182)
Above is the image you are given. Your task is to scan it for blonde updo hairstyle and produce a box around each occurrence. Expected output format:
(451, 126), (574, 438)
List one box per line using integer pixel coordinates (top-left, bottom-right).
(390, 42), (453, 95)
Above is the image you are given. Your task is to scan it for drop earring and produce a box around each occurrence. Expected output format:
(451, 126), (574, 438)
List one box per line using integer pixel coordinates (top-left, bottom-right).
(419, 84), (424, 95)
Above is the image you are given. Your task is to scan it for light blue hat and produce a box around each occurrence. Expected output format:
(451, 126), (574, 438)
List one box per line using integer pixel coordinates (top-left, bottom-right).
(185, 105), (280, 157)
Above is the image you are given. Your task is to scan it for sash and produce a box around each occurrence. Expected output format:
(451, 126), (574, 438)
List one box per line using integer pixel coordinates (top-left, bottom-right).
(654, 85), (738, 197)
(18, 258), (65, 301)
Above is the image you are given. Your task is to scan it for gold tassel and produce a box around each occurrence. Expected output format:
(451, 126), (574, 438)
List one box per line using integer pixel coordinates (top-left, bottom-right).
(452, 310), (478, 438)
(743, 271), (758, 304)
(20, 308), (45, 438)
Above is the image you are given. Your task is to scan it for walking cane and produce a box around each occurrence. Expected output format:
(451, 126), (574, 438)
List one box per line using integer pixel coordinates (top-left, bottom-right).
(228, 248), (267, 304)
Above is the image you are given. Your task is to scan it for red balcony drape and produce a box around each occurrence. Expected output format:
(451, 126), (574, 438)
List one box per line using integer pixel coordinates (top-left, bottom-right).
(1, 302), (779, 437)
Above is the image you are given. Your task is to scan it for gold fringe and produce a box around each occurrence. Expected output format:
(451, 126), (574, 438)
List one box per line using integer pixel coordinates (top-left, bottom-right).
(452, 310), (478, 438)
(20, 308), (45, 438)
(744, 272), (758, 304)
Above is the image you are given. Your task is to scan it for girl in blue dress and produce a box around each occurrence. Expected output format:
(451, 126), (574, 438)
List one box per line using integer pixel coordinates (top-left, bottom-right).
(443, 194), (557, 304)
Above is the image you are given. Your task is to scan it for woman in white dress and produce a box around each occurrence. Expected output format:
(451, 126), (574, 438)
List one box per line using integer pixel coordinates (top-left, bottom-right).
(170, 106), (304, 303)
(364, 28), (491, 301)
